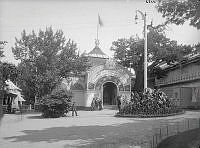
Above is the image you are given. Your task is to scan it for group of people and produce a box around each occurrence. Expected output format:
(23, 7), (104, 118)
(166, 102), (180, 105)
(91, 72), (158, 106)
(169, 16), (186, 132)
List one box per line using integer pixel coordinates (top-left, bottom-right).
(90, 94), (129, 112)
(91, 95), (103, 111)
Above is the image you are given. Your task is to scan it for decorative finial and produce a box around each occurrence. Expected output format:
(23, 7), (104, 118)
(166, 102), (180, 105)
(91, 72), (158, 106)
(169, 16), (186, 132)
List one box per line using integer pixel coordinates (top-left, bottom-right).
(95, 39), (100, 47)
(135, 34), (139, 41)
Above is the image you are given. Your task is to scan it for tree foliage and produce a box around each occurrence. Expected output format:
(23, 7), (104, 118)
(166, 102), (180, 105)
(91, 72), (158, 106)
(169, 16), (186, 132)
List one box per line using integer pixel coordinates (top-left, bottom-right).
(12, 27), (89, 102)
(157, 0), (200, 29)
(1, 63), (19, 83)
(0, 41), (8, 91)
(111, 28), (193, 91)
(0, 41), (7, 59)
(40, 88), (72, 118)
(0, 41), (7, 120)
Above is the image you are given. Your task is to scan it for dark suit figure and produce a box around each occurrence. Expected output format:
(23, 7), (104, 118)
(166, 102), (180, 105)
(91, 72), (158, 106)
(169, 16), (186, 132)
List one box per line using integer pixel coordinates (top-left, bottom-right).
(71, 101), (78, 116)
(91, 98), (96, 111)
(98, 98), (103, 110)
(116, 96), (121, 112)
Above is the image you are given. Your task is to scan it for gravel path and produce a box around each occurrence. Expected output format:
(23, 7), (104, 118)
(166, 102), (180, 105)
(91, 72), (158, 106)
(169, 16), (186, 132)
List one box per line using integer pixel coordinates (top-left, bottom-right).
(0, 109), (200, 148)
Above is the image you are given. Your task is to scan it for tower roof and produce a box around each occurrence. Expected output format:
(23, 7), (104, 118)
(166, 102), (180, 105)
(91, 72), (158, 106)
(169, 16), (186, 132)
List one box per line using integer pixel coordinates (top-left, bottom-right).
(87, 39), (109, 59)
(88, 46), (106, 55)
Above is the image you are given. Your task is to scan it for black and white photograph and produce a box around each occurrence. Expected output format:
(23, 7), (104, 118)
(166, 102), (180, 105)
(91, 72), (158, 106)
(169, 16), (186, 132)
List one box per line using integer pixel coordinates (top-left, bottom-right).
(0, 0), (200, 148)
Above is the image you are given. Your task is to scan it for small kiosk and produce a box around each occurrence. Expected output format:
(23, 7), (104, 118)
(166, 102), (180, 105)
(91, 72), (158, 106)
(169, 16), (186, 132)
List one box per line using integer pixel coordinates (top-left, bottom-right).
(3, 79), (25, 113)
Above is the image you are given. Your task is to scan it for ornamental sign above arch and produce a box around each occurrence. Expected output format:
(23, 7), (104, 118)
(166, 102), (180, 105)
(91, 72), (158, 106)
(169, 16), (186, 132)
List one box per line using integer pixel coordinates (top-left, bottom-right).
(87, 59), (131, 90)
(95, 76), (122, 90)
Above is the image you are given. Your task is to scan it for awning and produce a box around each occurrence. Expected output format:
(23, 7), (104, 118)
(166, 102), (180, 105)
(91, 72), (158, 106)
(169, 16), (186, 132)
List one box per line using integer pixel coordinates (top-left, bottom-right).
(5, 79), (22, 91)
(5, 79), (22, 96)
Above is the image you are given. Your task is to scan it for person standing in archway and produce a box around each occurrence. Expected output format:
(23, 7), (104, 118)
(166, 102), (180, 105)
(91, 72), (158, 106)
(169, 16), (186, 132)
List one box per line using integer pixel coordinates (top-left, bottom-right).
(91, 98), (95, 111)
(98, 98), (103, 110)
(116, 95), (122, 113)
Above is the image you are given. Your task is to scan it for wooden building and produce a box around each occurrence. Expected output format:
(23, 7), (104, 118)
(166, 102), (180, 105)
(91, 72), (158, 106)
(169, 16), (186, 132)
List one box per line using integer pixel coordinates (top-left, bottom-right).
(155, 54), (200, 108)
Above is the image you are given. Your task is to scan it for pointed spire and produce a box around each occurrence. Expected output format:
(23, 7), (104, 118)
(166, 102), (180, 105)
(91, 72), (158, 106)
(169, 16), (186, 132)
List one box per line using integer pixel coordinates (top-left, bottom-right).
(95, 39), (100, 47)
(87, 39), (109, 58)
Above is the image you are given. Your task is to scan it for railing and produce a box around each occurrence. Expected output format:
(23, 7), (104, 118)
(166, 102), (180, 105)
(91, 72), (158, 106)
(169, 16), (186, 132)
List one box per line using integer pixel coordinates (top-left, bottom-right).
(79, 117), (200, 148)
(2, 104), (31, 113)
(150, 118), (200, 148)
(155, 72), (200, 86)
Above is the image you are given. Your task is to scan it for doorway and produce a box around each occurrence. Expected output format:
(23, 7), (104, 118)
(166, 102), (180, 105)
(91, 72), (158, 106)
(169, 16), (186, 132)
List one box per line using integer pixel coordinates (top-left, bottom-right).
(103, 82), (117, 105)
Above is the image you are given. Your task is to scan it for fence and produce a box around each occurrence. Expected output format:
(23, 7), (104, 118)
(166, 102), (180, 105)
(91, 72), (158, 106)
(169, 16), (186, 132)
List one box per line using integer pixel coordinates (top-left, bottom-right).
(150, 117), (200, 148)
(2, 104), (31, 113)
(80, 117), (200, 148)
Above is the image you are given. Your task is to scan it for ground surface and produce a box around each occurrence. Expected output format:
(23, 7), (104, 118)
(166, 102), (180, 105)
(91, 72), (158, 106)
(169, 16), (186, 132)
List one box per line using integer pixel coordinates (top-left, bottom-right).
(0, 109), (200, 148)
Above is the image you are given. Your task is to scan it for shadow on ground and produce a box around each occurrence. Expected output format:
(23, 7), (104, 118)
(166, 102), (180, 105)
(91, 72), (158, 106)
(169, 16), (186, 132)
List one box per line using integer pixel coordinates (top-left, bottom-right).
(3, 112), (200, 148)
(4, 121), (154, 148)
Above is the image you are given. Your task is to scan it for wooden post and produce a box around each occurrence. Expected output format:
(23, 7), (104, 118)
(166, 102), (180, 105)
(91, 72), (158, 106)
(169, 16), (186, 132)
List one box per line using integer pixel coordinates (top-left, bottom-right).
(150, 140), (152, 148)
(177, 122), (179, 134)
(155, 134), (158, 147)
(199, 118), (200, 128)
(159, 128), (162, 140)
(166, 125), (169, 137)
(0, 94), (3, 121)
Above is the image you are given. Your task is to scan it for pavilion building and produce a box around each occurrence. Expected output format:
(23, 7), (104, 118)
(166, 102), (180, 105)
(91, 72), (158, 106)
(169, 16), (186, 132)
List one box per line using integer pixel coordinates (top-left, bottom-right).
(61, 40), (133, 108)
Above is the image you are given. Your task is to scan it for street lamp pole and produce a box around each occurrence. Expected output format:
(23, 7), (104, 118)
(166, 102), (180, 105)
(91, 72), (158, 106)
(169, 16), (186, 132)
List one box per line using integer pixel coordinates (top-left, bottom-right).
(135, 10), (147, 90)
(129, 62), (132, 93)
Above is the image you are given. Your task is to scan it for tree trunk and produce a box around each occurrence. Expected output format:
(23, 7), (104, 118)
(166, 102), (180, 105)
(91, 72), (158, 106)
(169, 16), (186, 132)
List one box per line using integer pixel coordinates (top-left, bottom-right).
(0, 90), (4, 121)
(133, 68), (144, 92)
(133, 56), (144, 92)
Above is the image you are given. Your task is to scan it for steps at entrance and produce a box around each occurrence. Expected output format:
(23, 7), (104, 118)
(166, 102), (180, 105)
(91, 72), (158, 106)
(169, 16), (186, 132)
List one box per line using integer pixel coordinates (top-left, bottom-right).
(103, 105), (117, 110)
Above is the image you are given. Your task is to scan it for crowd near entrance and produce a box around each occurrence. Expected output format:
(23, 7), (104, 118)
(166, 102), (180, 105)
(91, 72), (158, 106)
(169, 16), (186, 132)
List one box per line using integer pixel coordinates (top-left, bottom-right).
(103, 82), (117, 105)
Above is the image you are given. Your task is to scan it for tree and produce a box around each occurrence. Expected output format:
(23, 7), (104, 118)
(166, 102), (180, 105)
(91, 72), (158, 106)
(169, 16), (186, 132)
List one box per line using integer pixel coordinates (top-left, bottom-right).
(12, 27), (89, 102)
(0, 62), (19, 114)
(0, 41), (7, 120)
(0, 41), (7, 59)
(111, 28), (193, 92)
(1, 63), (19, 83)
(0, 41), (8, 91)
(156, 0), (200, 29)
(57, 39), (89, 77)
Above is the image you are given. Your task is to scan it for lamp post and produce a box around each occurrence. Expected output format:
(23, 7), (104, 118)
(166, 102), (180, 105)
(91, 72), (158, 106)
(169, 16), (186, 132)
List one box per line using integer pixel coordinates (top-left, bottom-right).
(135, 10), (147, 90)
(129, 62), (132, 93)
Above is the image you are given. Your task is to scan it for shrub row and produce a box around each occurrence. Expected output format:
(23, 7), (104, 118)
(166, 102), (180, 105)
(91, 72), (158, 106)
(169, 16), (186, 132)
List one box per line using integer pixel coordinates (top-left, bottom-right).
(115, 110), (185, 118)
(119, 88), (182, 117)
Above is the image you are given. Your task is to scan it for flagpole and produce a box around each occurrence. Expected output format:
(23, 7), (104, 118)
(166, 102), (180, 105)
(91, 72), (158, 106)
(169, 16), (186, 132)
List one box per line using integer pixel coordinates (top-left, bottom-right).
(97, 22), (99, 40)
(96, 13), (103, 44)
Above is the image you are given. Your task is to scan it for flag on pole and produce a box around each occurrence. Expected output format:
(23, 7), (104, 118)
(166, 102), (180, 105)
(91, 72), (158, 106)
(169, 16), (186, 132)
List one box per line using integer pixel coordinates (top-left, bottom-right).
(96, 14), (103, 41)
(98, 14), (103, 27)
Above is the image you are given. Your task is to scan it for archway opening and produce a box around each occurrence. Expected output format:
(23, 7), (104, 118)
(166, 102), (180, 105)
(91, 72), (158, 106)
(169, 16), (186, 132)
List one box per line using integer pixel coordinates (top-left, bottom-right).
(103, 82), (117, 105)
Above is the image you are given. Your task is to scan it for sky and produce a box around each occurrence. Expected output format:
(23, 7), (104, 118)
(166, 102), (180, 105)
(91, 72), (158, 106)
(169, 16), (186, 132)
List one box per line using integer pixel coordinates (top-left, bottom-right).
(0, 0), (200, 64)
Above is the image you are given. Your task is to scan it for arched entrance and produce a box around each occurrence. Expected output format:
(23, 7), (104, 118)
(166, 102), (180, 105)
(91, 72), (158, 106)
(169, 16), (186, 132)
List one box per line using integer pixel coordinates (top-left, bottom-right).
(103, 82), (117, 105)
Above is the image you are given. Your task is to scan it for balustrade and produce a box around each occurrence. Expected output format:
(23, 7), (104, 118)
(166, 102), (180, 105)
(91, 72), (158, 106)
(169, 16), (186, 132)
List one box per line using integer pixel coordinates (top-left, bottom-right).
(156, 70), (200, 86)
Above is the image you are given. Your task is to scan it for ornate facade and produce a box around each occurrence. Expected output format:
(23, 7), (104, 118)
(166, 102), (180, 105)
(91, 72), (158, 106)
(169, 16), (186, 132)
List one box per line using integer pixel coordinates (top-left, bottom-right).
(63, 42), (132, 108)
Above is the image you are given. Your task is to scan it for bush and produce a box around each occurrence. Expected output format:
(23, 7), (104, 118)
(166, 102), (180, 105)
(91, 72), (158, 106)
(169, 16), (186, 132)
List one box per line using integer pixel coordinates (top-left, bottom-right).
(40, 89), (72, 118)
(119, 88), (182, 116)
